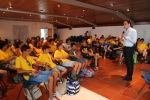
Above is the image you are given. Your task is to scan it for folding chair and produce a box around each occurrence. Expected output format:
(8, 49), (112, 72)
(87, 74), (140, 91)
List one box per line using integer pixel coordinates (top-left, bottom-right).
(16, 73), (48, 100)
(0, 73), (7, 89)
(0, 61), (16, 86)
(138, 68), (150, 94)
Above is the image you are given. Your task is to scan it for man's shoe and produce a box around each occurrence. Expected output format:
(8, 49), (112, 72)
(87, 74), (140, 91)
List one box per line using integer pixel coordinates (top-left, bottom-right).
(121, 75), (127, 78)
(122, 77), (132, 81)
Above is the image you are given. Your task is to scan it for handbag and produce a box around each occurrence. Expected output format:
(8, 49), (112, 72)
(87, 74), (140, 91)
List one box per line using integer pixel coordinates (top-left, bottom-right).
(69, 56), (77, 61)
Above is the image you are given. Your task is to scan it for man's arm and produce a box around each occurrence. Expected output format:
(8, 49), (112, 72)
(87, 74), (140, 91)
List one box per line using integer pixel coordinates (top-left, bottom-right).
(124, 30), (137, 44)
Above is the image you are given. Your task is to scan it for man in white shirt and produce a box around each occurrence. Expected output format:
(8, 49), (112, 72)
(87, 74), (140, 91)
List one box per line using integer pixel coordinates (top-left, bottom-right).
(118, 20), (137, 81)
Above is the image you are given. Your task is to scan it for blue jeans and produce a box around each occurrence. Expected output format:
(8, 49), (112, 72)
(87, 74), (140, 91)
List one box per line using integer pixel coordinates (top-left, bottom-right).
(30, 71), (52, 82)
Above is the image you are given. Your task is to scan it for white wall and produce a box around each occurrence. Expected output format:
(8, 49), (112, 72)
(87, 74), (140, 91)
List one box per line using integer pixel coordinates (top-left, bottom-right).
(58, 25), (150, 43)
(0, 20), (54, 41)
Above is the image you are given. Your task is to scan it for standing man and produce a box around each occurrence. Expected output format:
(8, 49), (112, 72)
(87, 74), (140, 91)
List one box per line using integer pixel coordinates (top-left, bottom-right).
(118, 20), (137, 81)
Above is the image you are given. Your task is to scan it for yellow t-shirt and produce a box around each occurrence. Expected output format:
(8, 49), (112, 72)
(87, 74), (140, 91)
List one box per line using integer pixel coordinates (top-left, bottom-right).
(37, 53), (56, 68)
(99, 39), (104, 44)
(0, 50), (9, 61)
(33, 47), (42, 54)
(16, 48), (22, 56)
(138, 43), (148, 51)
(110, 40), (116, 45)
(11, 45), (16, 53)
(87, 39), (92, 44)
(29, 44), (34, 50)
(6, 48), (14, 56)
(54, 50), (70, 63)
(15, 56), (36, 80)
(49, 44), (57, 53)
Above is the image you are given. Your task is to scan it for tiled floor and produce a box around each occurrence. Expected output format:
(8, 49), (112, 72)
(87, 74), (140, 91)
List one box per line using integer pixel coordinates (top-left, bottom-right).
(1, 58), (150, 100)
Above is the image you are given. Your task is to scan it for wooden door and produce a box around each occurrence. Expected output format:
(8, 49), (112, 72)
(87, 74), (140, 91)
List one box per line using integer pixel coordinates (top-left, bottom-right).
(48, 28), (52, 38)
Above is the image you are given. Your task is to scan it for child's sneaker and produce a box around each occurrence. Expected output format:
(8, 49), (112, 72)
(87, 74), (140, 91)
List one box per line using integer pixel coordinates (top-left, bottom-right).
(53, 91), (62, 97)
(49, 97), (57, 100)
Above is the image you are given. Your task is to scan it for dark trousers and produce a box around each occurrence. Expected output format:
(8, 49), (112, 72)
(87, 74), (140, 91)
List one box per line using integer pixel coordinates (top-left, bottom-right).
(123, 46), (134, 77)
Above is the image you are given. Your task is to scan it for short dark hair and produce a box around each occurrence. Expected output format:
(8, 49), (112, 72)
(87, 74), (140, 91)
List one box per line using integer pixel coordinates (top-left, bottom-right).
(66, 38), (70, 43)
(57, 43), (62, 48)
(71, 43), (76, 47)
(141, 38), (144, 41)
(15, 41), (23, 48)
(0, 41), (8, 49)
(21, 45), (30, 52)
(49, 39), (54, 43)
(42, 45), (50, 51)
(124, 19), (133, 27)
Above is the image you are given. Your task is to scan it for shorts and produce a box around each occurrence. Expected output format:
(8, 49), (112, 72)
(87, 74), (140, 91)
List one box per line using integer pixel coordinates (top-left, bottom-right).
(62, 61), (75, 67)
(30, 71), (52, 82)
(52, 65), (65, 72)
(116, 51), (123, 55)
(76, 58), (86, 63)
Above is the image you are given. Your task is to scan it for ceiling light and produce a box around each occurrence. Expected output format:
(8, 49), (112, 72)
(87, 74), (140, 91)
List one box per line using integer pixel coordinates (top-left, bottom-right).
(81, 16), (83, 17)
(3, 12), (5, 13)
(56, 20), (57, 21)
(76, 16), (78, 18)
(112, 18), (113, 19)
(127, 8), (130, 11)
(67, 18), (69, 19)
(110, 3), (113, 6)
(9, 6), (12, 8)
(57, 5), (60, 7)
(22, 17), (23, 19)
(30, 14), (32, 16)
(40, 10), (43, 12)
(83, 9), (85, 11)
(6, 8), (9, 10)
(116, 10), (118, 12)
(51, 17), (52, 18)
(93, 20), (94, 21)
(64, 13), (66, 15)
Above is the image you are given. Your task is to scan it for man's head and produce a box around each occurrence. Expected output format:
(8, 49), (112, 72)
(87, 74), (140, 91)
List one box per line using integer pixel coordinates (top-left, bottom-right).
(42, 45), (50, 53)
(21, 45), (31, 55)
(123, 20), (132, 30)
(71, 43), (76, 49)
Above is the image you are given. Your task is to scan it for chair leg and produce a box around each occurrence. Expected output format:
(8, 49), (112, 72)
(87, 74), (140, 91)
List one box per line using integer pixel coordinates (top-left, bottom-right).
(44, 83), (49, 92)
(16, 85), (23, 100)
(2, 79), (7, 89)
(138, 82), (147, 94)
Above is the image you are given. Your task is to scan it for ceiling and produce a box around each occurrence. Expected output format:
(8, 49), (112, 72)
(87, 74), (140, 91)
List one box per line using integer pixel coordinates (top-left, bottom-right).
(0, 0), (150, 28)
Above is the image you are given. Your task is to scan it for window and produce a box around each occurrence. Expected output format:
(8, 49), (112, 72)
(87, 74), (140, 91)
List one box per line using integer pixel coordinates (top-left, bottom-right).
(40, 29), (48, 41)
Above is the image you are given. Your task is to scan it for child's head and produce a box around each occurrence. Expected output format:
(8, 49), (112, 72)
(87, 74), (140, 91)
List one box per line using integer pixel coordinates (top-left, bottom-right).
(57, 43), (63, 50)
(0, 41), (8, 50)
(140, 38), (144, 43)
(82, 40), (87, 46)
(66, 38), (71, 44)
(21, 45), (31, 55)
(104, 39), (108, 43)
(71, 43), (76, 49)
(49, 39), (54, 44)
(42, 45), (50, 53)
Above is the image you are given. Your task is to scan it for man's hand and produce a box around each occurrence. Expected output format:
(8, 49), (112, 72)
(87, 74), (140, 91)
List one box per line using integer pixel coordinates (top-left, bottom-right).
(122, 34), (126, 38)
(32, 71), (38, 77)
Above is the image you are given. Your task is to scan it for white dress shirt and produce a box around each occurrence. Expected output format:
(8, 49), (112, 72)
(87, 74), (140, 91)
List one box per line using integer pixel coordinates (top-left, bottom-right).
(123, 27), (137, 47)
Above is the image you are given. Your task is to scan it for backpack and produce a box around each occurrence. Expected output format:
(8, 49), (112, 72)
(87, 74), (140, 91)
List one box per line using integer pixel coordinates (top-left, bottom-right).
(24, 85), (42, 100)
(66, 70), (80, 96)
(82, 67), (95, 77)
